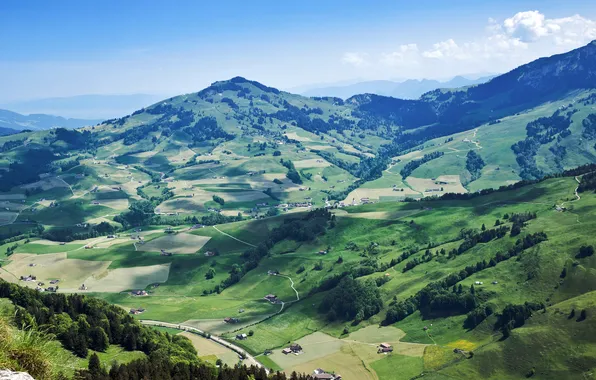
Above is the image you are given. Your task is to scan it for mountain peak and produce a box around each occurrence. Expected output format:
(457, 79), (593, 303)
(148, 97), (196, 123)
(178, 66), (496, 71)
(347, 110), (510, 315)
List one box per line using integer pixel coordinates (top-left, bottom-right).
(201, 77), (281, 97)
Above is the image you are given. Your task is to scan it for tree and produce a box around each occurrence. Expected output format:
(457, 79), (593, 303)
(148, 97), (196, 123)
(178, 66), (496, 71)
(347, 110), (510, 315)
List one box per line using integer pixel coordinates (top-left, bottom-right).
(88, 353), (106, 376)
(273, 150), (281, 156)
(578, 309), (587, 322)
(212, 195), (225, 206)
(73, 334), (88, 358)
(248, 330), (254, 336)
(89, 326), (109, 352)
(205, 268), (216, 280)
(576, 245), (594, 259)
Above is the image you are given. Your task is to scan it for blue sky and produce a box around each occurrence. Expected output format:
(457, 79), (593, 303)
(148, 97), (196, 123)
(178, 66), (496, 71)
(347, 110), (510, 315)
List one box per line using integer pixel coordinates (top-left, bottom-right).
(1, 0), (595, 101)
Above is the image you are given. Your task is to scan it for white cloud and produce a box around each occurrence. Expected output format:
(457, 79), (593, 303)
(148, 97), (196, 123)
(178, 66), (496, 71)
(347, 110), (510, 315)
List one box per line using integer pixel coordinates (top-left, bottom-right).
(422, 39), (470, 59)
(418, 10), (596, 63)
(341, 52), (369, 67)
(381, 44), (418, 65)
(502, 10), (554, 42)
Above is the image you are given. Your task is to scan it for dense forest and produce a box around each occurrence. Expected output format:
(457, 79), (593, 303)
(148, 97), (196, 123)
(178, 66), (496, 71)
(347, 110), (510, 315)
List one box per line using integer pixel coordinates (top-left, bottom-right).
(511, 109), (574, 179)
(0, 281), (317, 380)
(465, 150), (485, 181)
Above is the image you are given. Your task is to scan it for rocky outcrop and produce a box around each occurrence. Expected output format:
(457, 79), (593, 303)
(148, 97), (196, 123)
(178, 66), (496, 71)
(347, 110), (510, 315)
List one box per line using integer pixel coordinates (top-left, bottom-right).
(0, 370), (35, 380)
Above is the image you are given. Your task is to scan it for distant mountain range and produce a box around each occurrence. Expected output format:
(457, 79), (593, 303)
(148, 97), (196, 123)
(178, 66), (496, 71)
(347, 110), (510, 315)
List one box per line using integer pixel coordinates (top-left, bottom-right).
(0, 109), (101, 135)
(301, 75), (497, 99)
(0, 94), (164, 120)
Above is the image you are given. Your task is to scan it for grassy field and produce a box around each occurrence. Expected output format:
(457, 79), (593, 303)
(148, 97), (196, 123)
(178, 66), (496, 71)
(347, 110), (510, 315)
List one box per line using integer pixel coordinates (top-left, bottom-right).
(1, 129), (595, 379)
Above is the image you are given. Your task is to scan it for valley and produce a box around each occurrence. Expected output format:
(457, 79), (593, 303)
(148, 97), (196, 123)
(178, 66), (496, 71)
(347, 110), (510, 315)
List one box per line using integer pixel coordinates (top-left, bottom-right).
(1, 41), (596, 380)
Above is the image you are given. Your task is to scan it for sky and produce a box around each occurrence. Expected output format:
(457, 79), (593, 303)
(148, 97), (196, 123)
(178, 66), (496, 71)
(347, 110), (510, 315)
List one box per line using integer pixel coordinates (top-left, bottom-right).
(1, 0), (596, 102)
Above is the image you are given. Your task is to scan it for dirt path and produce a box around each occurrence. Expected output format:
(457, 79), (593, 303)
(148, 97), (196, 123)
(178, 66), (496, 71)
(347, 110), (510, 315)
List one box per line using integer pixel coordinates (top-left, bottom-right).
(278, 274), (300, 302)
(56, 176), (75, 197)
(212, 226), (256, 248)
(557, 176), (582, 209)
(140, 320), (265, 372)
(0, 201), (40, 227)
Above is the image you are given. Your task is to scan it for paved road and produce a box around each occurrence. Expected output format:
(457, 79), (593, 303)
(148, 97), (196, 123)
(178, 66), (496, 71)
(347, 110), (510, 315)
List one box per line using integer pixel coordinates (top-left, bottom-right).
(140, 320), (265, 372)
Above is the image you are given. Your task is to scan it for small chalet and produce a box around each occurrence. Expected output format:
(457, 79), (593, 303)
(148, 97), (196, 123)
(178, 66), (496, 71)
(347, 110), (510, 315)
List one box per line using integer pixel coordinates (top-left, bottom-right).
(49, 279), (59, 284)
(46, 286), (58, 293)
(132, 290), (148, 296)
(20, 275), (36, 282)
(312, 370), (341, 380)
(160, 249), (173, 256)
(236, 333), (247, 340)
(290, 343), (302, 353)
(204, 251), (216, 257)
(318, 250), (327, 255)
(130, 308), (146, 315)
(267, 270), (279, 276)
(378, 343), (393, 353)
(264, 294), (278, 303)
(224, 317), (239, 324)
(79, 284), (88, 290)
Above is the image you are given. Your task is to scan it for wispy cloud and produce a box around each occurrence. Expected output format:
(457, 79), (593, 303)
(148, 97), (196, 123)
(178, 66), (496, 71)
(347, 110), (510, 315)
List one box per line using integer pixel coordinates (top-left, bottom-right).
(367, 10), (596, 68)
(341, 52), (369, 67)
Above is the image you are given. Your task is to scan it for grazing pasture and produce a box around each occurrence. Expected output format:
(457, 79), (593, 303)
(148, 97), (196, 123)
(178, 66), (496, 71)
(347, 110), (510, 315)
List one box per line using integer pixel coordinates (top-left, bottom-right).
(138, 233), (211, 254)
(81, 263), (171, 292)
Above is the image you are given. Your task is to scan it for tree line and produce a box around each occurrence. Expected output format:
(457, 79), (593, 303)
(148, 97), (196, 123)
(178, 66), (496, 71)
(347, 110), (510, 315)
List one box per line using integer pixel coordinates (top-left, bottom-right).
(384, 231), (548, 324)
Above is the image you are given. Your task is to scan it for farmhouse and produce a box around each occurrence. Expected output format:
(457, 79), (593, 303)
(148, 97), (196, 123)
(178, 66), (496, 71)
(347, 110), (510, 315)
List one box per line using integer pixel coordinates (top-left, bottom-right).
(129, 308), (146, 315)
(378, 342), (393, 353)
(204, 251), (216, 257)
(290, 343), (302, 353)
(45, 286), (58, 293)
(312, 369), (340, 379)
(318, 250), (328, 255)
(79, 284), (88, 290)
(224, 317), (240, 324)
(264, 294), (279, 303)
(131, 290), (148, 296)
(49, 280), (59, 285)
(160, 249), (173, 256)
(267, 270), (279, 276)
(190, 224), (205, 229)
(235, 333), (247, 340)
(20, 275), (36, 282)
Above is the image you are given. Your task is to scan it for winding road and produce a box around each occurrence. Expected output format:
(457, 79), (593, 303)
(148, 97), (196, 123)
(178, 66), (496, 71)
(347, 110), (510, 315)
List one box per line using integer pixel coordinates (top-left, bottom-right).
(140, 320), (265, 372)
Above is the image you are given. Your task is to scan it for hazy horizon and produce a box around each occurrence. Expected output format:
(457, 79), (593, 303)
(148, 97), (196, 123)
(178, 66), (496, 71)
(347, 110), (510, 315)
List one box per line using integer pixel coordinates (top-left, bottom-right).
(2, 0), (595, 104)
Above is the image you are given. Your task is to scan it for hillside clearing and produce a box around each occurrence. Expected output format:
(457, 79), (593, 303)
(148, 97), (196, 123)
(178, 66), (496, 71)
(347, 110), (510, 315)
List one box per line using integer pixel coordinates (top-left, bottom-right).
(138, 233), (211, 254)
(81, 263), (171, 292)
(0, 253), (111, 290)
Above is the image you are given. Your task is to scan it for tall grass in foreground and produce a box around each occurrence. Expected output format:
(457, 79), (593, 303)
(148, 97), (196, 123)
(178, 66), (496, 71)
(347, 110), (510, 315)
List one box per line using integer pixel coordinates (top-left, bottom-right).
(0, 316), (71, 379)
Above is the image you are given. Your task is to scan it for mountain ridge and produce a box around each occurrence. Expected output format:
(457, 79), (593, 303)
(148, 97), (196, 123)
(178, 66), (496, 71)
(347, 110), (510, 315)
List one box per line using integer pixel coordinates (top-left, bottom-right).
(301, 75), (497, 99)
(0, 108), (101, 135)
